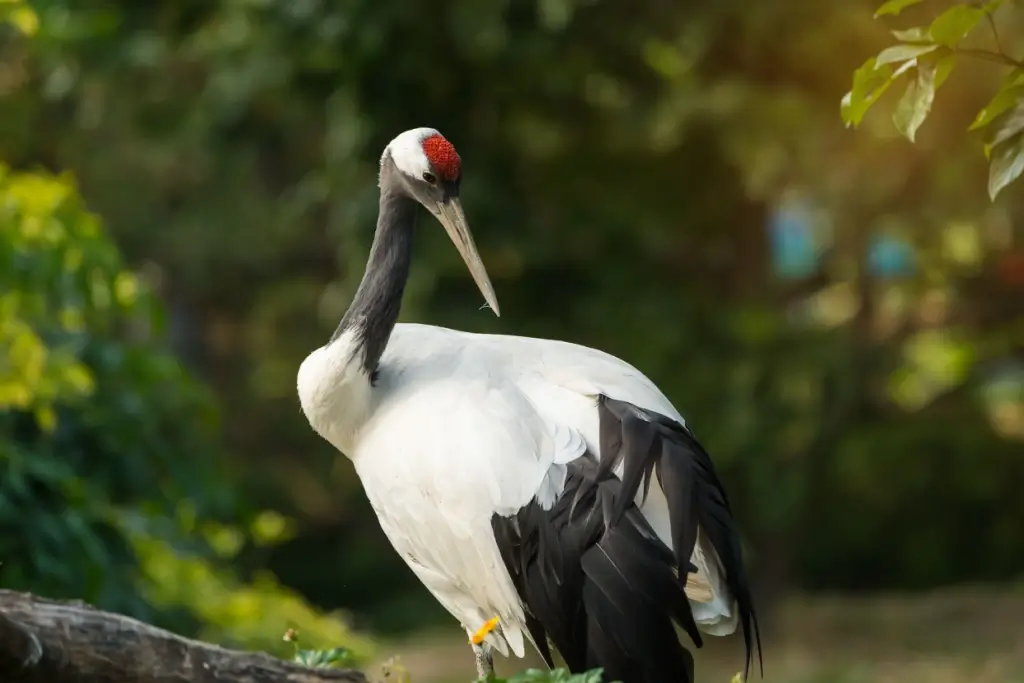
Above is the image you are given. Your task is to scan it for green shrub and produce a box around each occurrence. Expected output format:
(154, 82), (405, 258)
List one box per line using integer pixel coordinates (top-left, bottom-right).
(0, 165), (373, 660)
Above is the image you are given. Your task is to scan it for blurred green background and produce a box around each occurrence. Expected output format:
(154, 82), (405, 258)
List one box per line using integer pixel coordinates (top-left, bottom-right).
(1, 0), (1022, 681)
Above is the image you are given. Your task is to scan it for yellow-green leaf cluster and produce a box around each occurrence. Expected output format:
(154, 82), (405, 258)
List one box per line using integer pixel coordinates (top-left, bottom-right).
(0, 0), (39, 35)
(131, 528), (376, 662)
(0, 166), (135, 430)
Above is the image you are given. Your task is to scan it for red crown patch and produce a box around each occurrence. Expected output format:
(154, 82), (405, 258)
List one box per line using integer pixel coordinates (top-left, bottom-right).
(421, 134), (461, 181)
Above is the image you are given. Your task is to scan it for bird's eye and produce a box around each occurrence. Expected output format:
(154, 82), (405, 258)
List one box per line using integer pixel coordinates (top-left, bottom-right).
(422, 172), (437, 184)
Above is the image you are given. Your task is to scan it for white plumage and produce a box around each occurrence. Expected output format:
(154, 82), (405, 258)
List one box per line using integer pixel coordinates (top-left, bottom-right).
(299, 325), (738, 649)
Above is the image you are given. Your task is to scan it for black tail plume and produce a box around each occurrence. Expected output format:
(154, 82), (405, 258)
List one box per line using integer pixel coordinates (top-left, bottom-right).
(491, 394), (761, 683)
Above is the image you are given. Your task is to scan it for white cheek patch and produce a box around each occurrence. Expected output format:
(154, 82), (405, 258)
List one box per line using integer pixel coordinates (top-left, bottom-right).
(385, 127), (440, 180)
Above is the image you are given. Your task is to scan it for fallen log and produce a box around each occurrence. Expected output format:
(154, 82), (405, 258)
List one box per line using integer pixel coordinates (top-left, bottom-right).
(0, 589), (367, 683)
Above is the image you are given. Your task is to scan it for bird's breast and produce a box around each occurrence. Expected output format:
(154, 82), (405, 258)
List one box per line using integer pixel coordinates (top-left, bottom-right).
(296, 334), (373, 456)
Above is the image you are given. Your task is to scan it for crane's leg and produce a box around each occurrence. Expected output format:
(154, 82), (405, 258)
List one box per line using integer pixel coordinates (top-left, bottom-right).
(472, 643), (495, 681)
(467, 618), (499, 681)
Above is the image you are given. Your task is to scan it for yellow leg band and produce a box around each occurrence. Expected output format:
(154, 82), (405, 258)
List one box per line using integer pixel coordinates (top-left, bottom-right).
(470, 616), (500, 645)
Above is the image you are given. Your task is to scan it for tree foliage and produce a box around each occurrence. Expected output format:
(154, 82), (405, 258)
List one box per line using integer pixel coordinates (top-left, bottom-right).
(0, 163), (222, 616)
(844, 0), (1024, 199)
(0, 161), (372, 659)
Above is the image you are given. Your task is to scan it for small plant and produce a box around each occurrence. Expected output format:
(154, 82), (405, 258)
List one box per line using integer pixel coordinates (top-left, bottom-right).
(284, 628), (358, 669)
(482, 669), (609, 683)
(282, 624), (610, 683)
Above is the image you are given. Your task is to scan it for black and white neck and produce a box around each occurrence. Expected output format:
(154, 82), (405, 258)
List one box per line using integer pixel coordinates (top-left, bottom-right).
(330, 155), (418, 379)
(297, 126), (494, 455)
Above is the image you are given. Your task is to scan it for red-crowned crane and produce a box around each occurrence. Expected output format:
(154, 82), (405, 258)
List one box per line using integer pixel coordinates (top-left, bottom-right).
(297, 128), (761, 683)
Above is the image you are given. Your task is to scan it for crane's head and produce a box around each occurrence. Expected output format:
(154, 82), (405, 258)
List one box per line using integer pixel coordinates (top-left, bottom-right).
(381, 127), (500, 317)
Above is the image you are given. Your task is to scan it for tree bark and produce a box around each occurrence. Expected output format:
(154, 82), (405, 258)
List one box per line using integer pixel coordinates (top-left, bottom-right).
(0, 589), (367, 683)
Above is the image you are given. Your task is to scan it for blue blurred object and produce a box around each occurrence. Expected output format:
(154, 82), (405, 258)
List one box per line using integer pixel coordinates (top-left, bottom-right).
(769, 200), (818, 278)
(868, 233), (915, 276)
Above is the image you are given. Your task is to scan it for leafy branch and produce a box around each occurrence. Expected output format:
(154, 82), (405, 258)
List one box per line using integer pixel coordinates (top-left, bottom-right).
(842, 0), (1024, 200)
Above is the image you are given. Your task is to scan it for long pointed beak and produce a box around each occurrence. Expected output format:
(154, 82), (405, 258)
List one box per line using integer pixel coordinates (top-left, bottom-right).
(433, 198), (500, 317)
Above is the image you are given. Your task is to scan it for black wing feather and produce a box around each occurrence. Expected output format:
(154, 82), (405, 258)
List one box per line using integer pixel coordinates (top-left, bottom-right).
(490, 394), (762, 683)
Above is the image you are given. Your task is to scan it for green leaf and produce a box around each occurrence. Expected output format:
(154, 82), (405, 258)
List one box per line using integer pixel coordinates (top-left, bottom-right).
(294, 647), (356, 668)
(927, 5), (985, 47)
(969, 85), (1024, 131)
(891, 27), (930, 42)
(933, 53), (957, 89)
(842, 44), (942, 128)
(875, 43), (938, 66)
(893, 60), (938, 142)
(983, 98), (1024, 160)
(987, 131), (1024, 200)
(1001, 68), (1024, 90)
(875, 0), (926, 17)
(842, 57), (897, 128)
(989, 102), (1024, 149)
